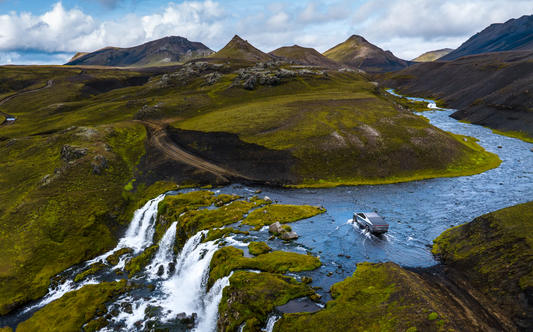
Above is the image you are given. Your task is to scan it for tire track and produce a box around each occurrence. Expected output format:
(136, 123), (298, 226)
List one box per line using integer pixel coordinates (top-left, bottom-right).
(141, 120), (256, 183)
(0, 79), (54, 128)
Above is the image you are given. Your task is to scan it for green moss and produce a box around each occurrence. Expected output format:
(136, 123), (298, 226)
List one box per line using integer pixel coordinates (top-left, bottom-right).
(174, 200), (264, 249)
(0, 327), (13, 332)
(157, 191), (216, 221)
(243, 204), (325, 230)
(16, 280), (127, 332)
(248, 241), (271, 255)
(106, 248), (133, 265)
(125, 245), (158, 278)
(274, 262), (453, 332)
(74, 263), (106, 282)
(209, 247), (321, 287)
(218, 271), (314, 332)
(428, 312), (438, 321)
(491, 129), (533, 143)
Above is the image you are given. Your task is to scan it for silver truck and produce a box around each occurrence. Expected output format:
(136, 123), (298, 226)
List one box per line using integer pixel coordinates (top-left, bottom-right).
(353, 211), (389, 234)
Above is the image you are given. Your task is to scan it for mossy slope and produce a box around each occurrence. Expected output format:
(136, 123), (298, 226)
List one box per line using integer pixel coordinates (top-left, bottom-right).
(274, 262), (472, 332)
(16, 280), (131, 332)
(433, 201), (533, 329)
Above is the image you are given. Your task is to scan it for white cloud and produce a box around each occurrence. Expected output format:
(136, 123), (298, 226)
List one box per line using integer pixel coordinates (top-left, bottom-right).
(351, 0), (533, 58)
(2, 0), (533, 64)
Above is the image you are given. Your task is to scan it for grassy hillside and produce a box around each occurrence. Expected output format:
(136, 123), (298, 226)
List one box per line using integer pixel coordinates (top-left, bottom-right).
(412, 48), (454, 62)
(433, 201), (533, 329)
(172, 67), (499, 187)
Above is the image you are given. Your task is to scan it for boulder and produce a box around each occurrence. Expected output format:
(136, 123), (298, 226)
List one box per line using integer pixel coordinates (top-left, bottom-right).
(6, 139), (17, 147)
(91, 155), (109, 175)
(61, 145), (88, 163)
(269, 222), (283, 233)
(281, 231), (298, 240)
(243, 75), (257, 90)
(264, 196), (272, 203)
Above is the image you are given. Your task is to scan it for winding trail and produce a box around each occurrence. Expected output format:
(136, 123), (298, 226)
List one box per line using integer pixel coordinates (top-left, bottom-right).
(0, 79), (54, 128)
(140, 120), (255, 183)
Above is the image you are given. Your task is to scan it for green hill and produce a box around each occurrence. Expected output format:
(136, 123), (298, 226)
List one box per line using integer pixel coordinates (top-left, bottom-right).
(412, 48), (454, 62)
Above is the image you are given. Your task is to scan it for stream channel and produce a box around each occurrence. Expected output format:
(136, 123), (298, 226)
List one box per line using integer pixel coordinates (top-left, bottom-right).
(1, 90), (532, 331)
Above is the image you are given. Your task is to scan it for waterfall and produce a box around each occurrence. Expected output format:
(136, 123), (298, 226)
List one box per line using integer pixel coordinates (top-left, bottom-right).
(193, 273), (232, 332)
(21, 195), (166, 315)
(263, 316), (281, 332)
(119, 194), (166, 253)
(159, 232), (219, 317)
(146, 221), (178, 279)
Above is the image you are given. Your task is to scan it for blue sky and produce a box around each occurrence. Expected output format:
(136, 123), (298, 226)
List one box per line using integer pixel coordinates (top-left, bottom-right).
(1, 0), (532, 65)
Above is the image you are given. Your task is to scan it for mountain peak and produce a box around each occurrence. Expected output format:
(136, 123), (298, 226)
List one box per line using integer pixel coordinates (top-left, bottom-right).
(347, 35), (369, 44)
(211, 35), (274, 62)
(323, 35), (408, 73)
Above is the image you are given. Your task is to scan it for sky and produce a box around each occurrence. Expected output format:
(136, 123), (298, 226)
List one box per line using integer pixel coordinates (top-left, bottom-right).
(0, 0), (532, 65)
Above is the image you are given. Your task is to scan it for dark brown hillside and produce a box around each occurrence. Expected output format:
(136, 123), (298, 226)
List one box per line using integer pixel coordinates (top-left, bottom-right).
(65, 36), (213, 67)
(441, 15), (533, 61)
(377, 50), (533, 138)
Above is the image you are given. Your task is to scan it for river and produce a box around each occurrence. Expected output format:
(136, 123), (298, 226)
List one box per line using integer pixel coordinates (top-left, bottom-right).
(1, 90), (532, 331)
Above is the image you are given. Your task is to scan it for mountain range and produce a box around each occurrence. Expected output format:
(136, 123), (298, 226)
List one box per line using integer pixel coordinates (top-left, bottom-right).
(440, 15), (533, 60)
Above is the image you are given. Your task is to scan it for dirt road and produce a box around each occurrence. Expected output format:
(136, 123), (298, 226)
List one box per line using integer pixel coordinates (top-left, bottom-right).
(0, 79), (54, 128)
(141, 120), (256, 183)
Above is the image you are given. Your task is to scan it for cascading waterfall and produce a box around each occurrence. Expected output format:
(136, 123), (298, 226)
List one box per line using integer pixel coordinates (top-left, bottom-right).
(263, 316), (281, 332)
(146, 221), (178, 279)
(119, 194), (166, 253)
(21, 195), (166, 315)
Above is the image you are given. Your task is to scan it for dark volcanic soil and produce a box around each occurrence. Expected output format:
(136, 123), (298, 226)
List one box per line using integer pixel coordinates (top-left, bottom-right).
(377, 50), (533, 137)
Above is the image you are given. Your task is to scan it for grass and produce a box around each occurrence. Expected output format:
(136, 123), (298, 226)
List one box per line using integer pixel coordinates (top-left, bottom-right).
(274, 262), (451, 332)
(242, 204), (325, 230)
(15, 280), (131, 332)
(491, 129), (533, 143)
(218, 271), (315, 332)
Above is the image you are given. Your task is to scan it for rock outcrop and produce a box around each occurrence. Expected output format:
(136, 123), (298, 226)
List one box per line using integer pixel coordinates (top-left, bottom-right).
(60, 145), (88, 163)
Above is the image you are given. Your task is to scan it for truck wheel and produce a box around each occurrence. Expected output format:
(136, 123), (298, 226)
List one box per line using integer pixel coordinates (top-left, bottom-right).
(365, 226), (370, 233)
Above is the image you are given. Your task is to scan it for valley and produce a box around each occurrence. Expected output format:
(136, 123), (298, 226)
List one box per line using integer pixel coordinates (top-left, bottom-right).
(0, 13), (533, 332)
